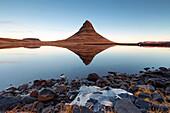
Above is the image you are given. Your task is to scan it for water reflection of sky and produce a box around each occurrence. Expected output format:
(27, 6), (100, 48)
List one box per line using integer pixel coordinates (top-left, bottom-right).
(0, 46), (170, 90)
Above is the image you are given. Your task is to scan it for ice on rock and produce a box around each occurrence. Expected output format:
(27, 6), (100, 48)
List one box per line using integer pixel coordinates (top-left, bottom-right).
(70, 85), (133, 109)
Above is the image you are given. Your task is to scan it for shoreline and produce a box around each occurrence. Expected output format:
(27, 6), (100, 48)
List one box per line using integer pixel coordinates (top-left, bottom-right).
(0, 67), (170, 112)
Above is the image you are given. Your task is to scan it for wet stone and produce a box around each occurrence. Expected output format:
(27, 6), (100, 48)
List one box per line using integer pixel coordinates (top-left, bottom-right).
(138, 93), (151, 99)
(38, 88), (55, 102)
(114, 98), (141, 113)
(135, 98), (152, 110)
(151, 93), (164, 103)
(136, 85), (155, 91)
(87, 73), (99, 82)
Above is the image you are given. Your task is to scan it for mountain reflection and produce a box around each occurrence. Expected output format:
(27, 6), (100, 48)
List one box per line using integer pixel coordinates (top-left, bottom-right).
(55, 45), (114, 65)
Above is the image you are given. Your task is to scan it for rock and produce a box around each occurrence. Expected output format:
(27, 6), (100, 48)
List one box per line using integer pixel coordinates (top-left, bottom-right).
(165, 86), (170, 94)
(87, 73), (99, 82)
(20, 96), (37, 104)
(144, 67), (150, 71)
(139, 109), (147, 113)
(138, 93), (151, 99)
(159, 67), (168, 71)
(42, 106), (54, 113)
(152, 103), (170, 112)
(154, 81), (166, 88)
(18, 83), (29, 91)
(35, 102), (44, 111)
(96, 78), (110, 87)
(60, 74), (67, 80)
(0, 96), (21, 110)
(135, 98), (152, 110)
(151, 93), (164, 103)
(38, 88), (55, 102)
(5, 87), (17, 92)
(72, 105), (93, 113)
(108, 72), (117, 76)
(30, 90), (38, 98)
(118, 93), (137, 103)
(55, 86), (67, 93)
(111, 84), (121, 88)
(114, 98), (141, 113)
(33, 80), (47, 87)
(136, 85), (155, 91)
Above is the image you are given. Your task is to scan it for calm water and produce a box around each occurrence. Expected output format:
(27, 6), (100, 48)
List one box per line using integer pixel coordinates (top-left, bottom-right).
(0, 45), (170, 90)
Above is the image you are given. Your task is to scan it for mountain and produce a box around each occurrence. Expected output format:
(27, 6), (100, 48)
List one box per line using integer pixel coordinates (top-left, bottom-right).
(61, 20), (113, 44)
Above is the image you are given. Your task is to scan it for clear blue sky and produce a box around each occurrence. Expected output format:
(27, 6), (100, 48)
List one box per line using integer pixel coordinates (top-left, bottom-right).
(0, 0), (170, 42)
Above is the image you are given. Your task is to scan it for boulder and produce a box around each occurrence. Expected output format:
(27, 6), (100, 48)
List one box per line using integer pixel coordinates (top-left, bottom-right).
(152, 103), (170, 112)
(38, 88), (55, 102)
(151, 93), (164, 103)
(20, 96), (37, 104)
(0, 96), (21, 110)
(136, 85), (155, 91)
(87, 73), (99, 82)
(96, 78), (110, 87)
(18, 83), (29, 91)
(135, 98), (152, 110)
(30, 90), (38, 98)
(55, 86), (67, 93)
(114, 98), (141, 113)
(138, 93), (151, 99)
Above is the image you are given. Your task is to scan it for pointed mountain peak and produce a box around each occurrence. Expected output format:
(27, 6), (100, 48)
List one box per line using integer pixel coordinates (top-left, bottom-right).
(79, 20), (95, 32)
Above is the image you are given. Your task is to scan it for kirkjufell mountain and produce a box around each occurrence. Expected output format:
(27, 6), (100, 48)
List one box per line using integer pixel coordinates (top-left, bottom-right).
(59, 20), (113, 44)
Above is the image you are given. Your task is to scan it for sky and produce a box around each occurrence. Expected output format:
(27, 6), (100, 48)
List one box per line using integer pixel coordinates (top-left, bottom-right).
(0, 0), (170, 43)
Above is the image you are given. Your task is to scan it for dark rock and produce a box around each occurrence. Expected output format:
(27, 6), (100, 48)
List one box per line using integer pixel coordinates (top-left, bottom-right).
(114, 98), (141, 113)
(38, 88), (55, 102)
(87, 73), (99, 82)
(108, 72), (117, 76)
(144, 67), (150, 71)
(18, 83), (29, 91)
(139, 109), (147, 113)
(136, 85), (155, 91)
(166, 98), (170, 103)
(154, 81), (166, 88)
(96, 78), (111, 87)
(138, 93), (151, 99)
(152, 103), (170, 112)
(44, 101), (54, 107)
(20, 96), (37, 104)
(32, 80), (47, 87)
(72, 105), (93, 113)
(30, 90), (38, 98)
(42, 106), (54, 113)
(135, 98), (152, 110)
(36, 102), (44, 111)
(159, 67), (168, 71)
(0, 96), (21, 110)
(111, 84), (121, 88)
(151, 93), (164, 103)
(165, 86), (170, 94)
(55, 85), (67, 93)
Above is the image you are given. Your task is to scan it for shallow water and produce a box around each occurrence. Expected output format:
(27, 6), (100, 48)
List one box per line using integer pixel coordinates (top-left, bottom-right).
(0, 45), (170, 90)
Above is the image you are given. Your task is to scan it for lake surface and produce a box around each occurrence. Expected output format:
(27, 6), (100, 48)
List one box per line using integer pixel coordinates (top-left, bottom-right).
(0, 45), (170, 90)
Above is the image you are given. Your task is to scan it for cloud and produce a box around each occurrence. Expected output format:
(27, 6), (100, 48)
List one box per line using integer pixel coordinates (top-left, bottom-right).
(0, 61), (22, 64)
(0, 21), (15, 25)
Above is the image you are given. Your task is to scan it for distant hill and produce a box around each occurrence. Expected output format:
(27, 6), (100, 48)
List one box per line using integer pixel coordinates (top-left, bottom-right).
(59, 20), (113, 44)
(0, 37), (41, 43)
(138, 41), (170, 47)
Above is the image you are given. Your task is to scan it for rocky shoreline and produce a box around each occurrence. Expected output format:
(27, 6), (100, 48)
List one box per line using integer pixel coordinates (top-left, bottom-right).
(0, 67), (170, 113)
